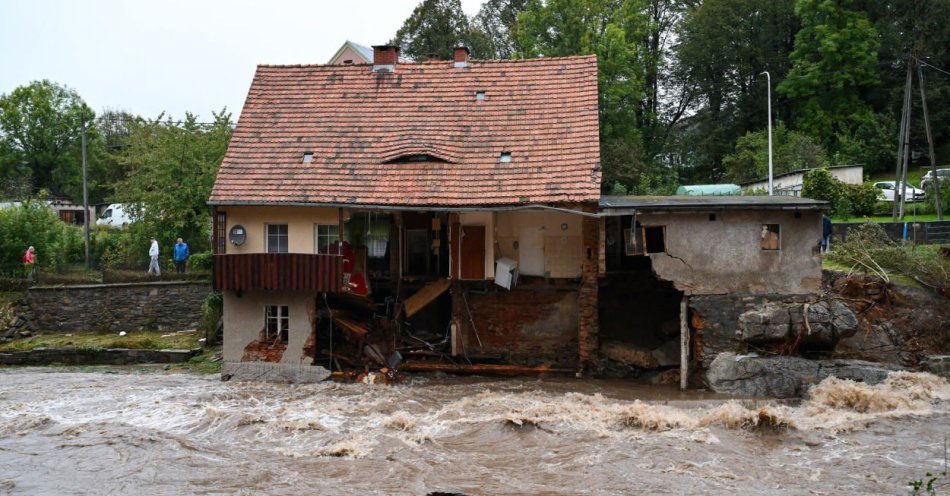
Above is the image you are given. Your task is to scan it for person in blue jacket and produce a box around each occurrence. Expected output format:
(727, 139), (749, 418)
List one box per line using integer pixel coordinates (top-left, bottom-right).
(173, 238), (190, 273)
(821, 215), (833, 253)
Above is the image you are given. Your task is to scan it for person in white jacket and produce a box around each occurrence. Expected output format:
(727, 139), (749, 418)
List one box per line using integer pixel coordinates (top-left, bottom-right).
(147, 237), (161, 276)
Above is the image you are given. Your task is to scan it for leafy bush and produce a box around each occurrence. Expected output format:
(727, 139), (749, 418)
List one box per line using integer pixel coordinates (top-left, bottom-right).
(841, 182), (879, 216)
(188, 251), (213, 271)
(922, 180), (950, 215)
(200, 291), (223, 344)
(0, 202), (83, 274)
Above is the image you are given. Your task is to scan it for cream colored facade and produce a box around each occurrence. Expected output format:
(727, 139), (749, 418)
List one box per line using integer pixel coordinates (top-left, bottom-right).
(222, 205), (339, 254)
(222, 290), (316, 364)
(494, 210), (583, 278)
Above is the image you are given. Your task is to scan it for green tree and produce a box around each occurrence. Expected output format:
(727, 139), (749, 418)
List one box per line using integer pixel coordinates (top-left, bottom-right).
(472, 0), (531, 58)
(518, 0), (650, 191)
(0, 80), (94, 201)
(674, 0), (799, 181)
(392, 0), (486, 60)
(0, 202), (82, 274)
(108, 111), (232, 267)
(723, 122), (828, 183)
(777, 0), (879, 153)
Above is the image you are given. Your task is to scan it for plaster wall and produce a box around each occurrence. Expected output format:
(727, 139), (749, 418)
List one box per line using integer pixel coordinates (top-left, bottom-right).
(639, 210), (822, 294)
(222, 290), (316, 364)
(221, 206), (339, 254)
(494, 210), (583, 278)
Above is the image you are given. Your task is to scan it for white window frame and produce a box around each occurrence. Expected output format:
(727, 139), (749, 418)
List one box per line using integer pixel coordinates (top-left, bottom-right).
(264, 305), (289, 343)
(265, 224), (289, 253)
(314, 223), (340, 255)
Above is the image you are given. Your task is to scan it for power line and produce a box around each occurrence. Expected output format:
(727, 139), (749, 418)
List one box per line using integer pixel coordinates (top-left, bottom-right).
(917, 59), (950, 77)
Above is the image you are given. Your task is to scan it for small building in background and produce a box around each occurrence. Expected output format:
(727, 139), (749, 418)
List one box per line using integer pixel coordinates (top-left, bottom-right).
(739, 165), (864, 196)
(327, 40), (374, 65)
(675, 184), (741, 196)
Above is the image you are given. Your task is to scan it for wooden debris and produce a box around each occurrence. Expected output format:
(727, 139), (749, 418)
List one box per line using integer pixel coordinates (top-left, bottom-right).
(403, 278), (452, 318)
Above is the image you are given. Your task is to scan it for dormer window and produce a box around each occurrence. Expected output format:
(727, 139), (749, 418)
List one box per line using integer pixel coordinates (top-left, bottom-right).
(302, 152), (314, 163)
(475, 91), (486, 101)
(385, 153), (448, 164)
(499, 152), (512, 163)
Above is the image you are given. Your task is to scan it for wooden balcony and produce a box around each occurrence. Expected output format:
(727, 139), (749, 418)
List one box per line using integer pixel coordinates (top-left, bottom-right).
(213, 253), (343, 292)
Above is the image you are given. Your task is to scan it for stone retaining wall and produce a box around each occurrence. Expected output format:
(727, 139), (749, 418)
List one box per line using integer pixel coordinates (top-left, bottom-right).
(23, 281), (210, 333)
(0, 348), (200, 366)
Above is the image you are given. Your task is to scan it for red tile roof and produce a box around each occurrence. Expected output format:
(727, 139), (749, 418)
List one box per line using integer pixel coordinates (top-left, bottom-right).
(210, 56), (601, 207)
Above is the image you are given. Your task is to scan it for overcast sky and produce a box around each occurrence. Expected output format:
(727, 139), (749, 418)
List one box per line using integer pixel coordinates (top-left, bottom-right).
(0, 0), (485, 121)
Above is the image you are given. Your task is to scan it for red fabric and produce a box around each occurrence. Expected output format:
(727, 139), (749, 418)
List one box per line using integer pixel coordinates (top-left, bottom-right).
(22, 250), (34, 265)
(209, 56), (601, 207)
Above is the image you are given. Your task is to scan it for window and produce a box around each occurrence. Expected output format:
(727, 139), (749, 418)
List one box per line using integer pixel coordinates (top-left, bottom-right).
(365, 235), (388, 258)
(216, 212), (227, 254)
(761, 224), (780, 251)
(499, 152), (512, 163)
(475, 90), (486, 101)
(642, 226), (666, 254)
(101, 208), (113, 219)
(264, 305), (289, 343)
(302, 152), (314, 164)
(315, 224), (340, 254)
(266, 224), (288, 253)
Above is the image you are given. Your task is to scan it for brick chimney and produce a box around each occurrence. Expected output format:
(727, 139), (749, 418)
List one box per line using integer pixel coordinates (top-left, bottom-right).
(372, 45), (399, 72)
(453, 46), (470, 68)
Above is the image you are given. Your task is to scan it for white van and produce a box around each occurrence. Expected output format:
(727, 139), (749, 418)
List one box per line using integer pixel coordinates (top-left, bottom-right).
(95, 203), (137, 227)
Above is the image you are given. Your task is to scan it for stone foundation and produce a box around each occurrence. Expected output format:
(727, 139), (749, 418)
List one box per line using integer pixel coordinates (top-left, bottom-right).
(221, 361), (330, 383)
(0, 348), (199, 366)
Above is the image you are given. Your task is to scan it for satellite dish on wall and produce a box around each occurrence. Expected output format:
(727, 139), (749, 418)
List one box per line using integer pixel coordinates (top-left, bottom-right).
(229, 225), (246, 246)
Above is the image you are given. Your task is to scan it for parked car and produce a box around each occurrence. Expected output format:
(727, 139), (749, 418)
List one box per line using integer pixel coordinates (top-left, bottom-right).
(95, 203), (137, 227)
(920, 168), (950, 191)
(873, 181), (926, 202)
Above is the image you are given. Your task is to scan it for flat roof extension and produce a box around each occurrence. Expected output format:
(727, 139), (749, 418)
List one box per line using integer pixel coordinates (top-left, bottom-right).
(600, 195), (828, 214)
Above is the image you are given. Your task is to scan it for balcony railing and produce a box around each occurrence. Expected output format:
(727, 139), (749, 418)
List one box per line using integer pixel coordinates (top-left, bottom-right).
(213, 253), (343, 292)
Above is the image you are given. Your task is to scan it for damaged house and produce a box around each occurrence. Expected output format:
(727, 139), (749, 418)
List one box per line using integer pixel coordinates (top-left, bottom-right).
(209, 45), (833, 385)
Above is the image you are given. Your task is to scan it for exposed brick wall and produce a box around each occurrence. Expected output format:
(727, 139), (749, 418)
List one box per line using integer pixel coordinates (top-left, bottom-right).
(452, 281), (579, 367)
(578, 216), (601, 372)
(25, 281), (209, 333)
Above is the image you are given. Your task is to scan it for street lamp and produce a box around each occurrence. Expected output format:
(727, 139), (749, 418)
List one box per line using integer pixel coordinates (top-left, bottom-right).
(761, 71), (773, 196)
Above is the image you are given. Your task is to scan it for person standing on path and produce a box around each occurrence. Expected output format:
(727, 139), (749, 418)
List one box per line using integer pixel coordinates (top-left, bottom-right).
(147, 237), (161, 276)
(821, 215), (833, 253)
(173, 238), (190, 273)
(22, 246), (35, 282)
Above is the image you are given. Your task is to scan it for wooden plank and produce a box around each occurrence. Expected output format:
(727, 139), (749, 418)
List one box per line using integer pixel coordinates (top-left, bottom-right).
(332, 315), (369, 340)
(403, 278), (452, 318)
(399, 361), (572, 375)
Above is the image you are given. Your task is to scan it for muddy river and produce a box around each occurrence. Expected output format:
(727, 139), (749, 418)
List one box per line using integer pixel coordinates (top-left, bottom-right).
(0, 369), (946, 495)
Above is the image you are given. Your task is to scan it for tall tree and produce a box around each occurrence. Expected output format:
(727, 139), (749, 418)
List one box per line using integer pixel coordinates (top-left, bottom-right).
(674, 0), (799, 181)
(518, 0), (651, 191)
(392, 0), (484, 60)
(472, 0), (530, 58)
(777, 0), (880, 154)
(112, 111), (232, 254)
(0, 80), (93, 200)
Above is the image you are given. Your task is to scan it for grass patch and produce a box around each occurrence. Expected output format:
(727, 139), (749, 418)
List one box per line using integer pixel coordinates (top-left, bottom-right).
(0, 330), (201, 352)
(832, 214), (940, 223)
(166, 346), (222, 374)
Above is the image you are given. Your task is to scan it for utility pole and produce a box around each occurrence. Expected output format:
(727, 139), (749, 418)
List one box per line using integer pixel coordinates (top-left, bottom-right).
(81, 114), (90, 268)
(892, 62), (913, 221)
(917, 63), (943, 220)
(761, 71), (773, 195)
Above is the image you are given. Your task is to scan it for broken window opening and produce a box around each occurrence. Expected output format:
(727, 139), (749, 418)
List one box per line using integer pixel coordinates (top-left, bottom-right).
(761, 224), (780, 251)
(266, 224), (289, 253)
(265, 305), (289, 343)
(642, 226), (666, 254)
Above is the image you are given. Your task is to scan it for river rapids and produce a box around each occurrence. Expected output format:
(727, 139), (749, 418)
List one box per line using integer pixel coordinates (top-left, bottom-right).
(0, 368), (947, 495)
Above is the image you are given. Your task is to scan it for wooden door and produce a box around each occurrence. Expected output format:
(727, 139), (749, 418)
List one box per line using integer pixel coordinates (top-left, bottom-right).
(460, 225), (485, 280)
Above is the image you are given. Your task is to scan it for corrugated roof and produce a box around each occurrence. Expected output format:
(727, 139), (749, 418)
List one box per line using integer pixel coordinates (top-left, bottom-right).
(210, 56), (601, 207)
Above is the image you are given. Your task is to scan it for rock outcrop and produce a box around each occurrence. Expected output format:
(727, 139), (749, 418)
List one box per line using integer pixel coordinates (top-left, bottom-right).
(706, 352), (901, 398)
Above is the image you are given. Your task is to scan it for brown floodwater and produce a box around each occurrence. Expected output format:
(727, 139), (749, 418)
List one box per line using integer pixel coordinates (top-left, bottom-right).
(0, 368), (947, 495)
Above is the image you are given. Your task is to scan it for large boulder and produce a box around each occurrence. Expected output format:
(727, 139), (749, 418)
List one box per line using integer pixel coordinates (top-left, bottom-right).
(706, 352), (901, 398)
(738, 303), (791, 343)
(799, 300), (859, 350)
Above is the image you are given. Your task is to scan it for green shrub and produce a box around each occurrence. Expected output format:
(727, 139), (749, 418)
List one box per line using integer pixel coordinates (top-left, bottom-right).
(188, 251), (213, 271)
(802, 168), (846, 216)
(922, 181), (950, 215)
(842, 182), (880, 216)
(0, 202), (83, 275)
(200, 291), (223, 344)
